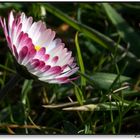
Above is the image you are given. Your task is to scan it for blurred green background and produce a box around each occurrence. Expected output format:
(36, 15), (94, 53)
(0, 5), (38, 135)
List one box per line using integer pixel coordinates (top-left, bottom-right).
(0, 2), (140, 134)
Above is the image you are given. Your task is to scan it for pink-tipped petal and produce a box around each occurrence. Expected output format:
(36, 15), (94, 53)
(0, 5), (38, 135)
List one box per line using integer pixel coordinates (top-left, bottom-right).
(51, 56), (59, 64)
(37, 47), (46, 56)
(18, 46), (28, 63)
(44, 54), (50, 61)
(30, 59), (40, 69)
(47, 66), (62, 75)
(38, 61), (45, 69)
(22, 47), (36, 66)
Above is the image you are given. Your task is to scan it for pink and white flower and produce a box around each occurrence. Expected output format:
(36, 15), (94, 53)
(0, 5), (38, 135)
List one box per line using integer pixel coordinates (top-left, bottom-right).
(0, 11), (78, 84)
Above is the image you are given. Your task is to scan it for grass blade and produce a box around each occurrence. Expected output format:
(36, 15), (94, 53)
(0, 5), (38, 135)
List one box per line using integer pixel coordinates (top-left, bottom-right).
(75, 32), (86, 87)
(103, 3), (140, 57)
(74, 85), (84, 105)
(44, 3), (140, 68)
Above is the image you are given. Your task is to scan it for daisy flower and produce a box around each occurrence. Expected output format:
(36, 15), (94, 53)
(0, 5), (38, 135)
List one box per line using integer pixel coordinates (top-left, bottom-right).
(0, 11), (78, 84)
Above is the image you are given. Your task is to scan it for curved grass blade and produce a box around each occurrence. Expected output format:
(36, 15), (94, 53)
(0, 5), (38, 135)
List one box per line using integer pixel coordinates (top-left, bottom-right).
(103, 3), (140, 58)
(44, 3), (140, 68)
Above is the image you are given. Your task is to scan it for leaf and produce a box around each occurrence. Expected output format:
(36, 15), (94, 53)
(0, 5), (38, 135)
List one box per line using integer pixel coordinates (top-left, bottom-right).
(42, 102), (78, 109)
(90, 72), (131, 90)
(62, 101), (136, 112)
(62, 102), (121, 111)
(63, 104), (98, 111)
(103, 3), (140, 58)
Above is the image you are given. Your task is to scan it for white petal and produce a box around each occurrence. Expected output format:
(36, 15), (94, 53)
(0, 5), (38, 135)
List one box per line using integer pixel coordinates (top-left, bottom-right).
(8, 11), (14, 37)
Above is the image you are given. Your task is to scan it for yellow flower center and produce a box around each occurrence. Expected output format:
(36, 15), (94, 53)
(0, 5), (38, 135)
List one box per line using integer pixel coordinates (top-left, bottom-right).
(35, 46), (41, 51)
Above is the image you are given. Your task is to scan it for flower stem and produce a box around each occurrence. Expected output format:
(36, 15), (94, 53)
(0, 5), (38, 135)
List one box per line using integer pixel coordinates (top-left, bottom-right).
(0, 73), (22, 101)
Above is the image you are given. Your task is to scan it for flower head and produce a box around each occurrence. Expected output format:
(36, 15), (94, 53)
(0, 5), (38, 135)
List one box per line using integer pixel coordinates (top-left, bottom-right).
(0, 11), (78, 84)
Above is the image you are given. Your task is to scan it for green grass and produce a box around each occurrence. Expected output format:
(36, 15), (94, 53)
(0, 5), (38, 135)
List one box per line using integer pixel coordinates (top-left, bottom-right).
(0, 2), (140, 134)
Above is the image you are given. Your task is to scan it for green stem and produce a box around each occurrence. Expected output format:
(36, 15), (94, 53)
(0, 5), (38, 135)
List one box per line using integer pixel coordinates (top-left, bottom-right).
(0, 73), (22, 101)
